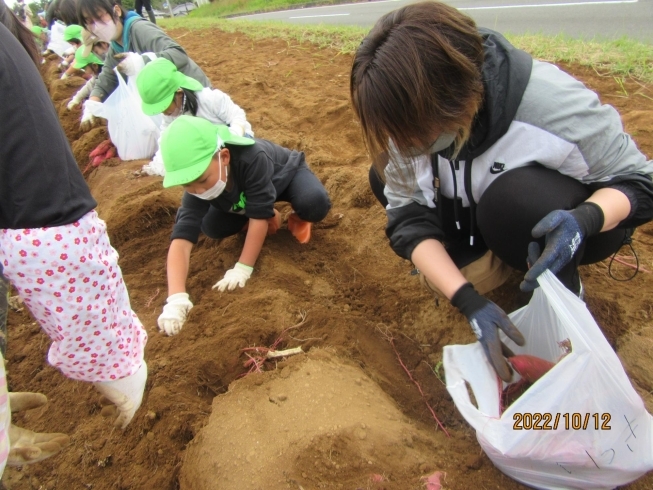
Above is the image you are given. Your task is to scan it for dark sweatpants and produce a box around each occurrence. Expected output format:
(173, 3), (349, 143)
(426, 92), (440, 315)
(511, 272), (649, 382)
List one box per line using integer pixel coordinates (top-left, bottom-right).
(369, 164), (627, 293)
(201, 165), (331, 239)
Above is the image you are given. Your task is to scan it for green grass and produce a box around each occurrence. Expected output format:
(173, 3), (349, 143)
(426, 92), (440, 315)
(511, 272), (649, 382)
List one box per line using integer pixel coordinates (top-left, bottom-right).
(189, 0), (350, 18)
(160, 17), (653, 82)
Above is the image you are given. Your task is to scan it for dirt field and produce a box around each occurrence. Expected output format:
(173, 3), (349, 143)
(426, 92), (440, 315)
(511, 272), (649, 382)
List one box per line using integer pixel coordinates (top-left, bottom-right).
(3, 27), (653, 490)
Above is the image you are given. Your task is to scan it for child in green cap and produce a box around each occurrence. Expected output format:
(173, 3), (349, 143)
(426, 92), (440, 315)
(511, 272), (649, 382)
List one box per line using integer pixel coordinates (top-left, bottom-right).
(30, 25), (48, 47)
(66, 46), (104, 109)
(136, 58), (252, 177)
(156, 116), (331, 336)
(59, 23), (83, 76)
(76, 0), (211, 131)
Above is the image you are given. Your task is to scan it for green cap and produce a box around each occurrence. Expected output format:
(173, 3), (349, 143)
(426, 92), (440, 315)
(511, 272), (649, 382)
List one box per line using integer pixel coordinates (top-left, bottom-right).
(136, 58), (204, 116)
(73, 46), (104, 69)
(160, 116), (254, 188)
(63, 24), (82, 42)
(31, 26), (44, 36)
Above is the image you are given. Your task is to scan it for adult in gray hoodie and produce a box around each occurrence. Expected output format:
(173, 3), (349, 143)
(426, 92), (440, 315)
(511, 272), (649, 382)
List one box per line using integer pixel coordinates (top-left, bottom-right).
(350, 1), (653, 381)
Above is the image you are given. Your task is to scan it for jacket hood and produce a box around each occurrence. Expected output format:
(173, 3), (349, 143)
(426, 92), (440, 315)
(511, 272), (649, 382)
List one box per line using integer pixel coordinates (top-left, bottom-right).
(451, 28), (533, 161)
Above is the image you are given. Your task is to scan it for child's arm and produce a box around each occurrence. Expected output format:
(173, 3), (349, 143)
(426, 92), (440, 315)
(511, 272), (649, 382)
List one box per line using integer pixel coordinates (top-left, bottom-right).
(239, 218), (268, 267)
(67, 77), (96, 109)
(158, 239), (194, 336)
(212, 218), (267, 292)
(166, 238), (193, 295)
(199, 88), (252, 137)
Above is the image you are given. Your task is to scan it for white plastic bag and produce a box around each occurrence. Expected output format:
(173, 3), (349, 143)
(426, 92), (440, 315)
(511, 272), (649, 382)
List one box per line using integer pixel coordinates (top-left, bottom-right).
(46, 20), (73, 58)
(444, 271), (653, 489)
(92, 68), (160, 161)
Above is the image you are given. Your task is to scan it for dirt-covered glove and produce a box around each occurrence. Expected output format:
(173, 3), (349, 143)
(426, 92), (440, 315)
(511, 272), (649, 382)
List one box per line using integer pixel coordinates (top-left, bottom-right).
(521, 203), (604, 292)
(7, 392), (70, 466)
(157, 293), (193, 336)
(451, 283), (525, 382)
(114, 52), (146, 77)
(140, 150), (166, 176)
(212, 262), (253, 292)
(93, 361), (147, 429)
(66, 96), (81, 110)
(80, 99), (102, 131)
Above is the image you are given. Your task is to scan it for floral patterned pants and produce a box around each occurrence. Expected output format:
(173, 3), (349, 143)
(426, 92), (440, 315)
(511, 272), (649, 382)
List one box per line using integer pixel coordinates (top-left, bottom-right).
(0, 211), (147, 382)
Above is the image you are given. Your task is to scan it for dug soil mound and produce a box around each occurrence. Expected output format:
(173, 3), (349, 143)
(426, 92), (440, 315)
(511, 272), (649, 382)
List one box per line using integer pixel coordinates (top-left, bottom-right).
(3, 29), (653, 490)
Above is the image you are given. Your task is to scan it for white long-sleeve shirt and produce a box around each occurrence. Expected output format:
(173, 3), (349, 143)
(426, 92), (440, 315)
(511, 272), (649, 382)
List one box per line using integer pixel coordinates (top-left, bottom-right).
(143, 87), (253, 176)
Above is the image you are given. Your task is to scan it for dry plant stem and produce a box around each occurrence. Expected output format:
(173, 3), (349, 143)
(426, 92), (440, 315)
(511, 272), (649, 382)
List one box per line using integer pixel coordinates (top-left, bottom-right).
(145, 288), (160, 308)
(613, 256), (650, 272)
(266, 346), (303, 359)
(376, 325), (450, 437)
(240, 311), (308, 376)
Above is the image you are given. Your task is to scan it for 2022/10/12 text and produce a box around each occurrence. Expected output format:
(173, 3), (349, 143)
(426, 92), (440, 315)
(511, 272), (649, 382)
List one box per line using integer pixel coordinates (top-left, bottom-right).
(513, 413), (612, 430)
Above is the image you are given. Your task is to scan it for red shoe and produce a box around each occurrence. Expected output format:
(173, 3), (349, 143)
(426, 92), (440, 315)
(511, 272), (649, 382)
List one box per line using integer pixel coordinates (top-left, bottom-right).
(287, 212), (312, 244)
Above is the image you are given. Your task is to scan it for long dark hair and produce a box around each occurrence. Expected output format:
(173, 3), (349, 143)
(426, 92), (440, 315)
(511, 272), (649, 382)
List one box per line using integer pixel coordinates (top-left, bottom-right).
(77, 0), (127, 30)
(0, 1), (41, 66)
(350, 1), (484, 168)
(181, 88), (198, 116)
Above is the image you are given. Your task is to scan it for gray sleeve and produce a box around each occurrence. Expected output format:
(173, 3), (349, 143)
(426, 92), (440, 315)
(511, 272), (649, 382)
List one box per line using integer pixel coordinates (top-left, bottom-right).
(130, 21), (211, 88)
(383, 151), (445, 260)
(516, 61), (653, 183)
(90, 47), (119, 101)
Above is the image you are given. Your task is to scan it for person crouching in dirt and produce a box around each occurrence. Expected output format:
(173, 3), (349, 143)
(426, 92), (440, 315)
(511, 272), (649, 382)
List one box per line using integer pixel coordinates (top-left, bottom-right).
(58, 23), (83, 77)
(0, 21), (148, 430)
(76, 0), (211, 131)
(156, 116), (331, 336)
(350, 2), (653, 382)
(135, 57), (254, 177)
(66, 34), (109, 110)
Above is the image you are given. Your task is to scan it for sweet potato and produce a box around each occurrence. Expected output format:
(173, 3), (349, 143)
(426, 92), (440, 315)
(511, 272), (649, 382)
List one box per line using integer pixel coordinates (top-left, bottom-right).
(104, 147), (116, 159)
(91, 155), (105, 167)
(508, 355), (555, 383)
(89, 139), (113, 158)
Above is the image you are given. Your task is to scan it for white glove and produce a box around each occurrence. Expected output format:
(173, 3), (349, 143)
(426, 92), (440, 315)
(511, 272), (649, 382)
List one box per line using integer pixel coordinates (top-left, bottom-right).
(67, 96), (81, 110)
(115, 52), (145, 77)
(7, 392), (70, 466)
(93, 361), (147, 429)
(141, 150), (166, 176)
(213, 262), (253, 292)
(157, 292), (193, 336)
(229, 123), (245, 137)
(81, 99), (102, 129)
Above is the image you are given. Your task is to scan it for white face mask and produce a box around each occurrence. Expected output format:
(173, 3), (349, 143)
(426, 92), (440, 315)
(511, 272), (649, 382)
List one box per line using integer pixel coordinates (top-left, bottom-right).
(407, 132), (456, 157)
(191, 153), (227, 200)
(169, 93), (186, 118)
(90, 20), (118, 43)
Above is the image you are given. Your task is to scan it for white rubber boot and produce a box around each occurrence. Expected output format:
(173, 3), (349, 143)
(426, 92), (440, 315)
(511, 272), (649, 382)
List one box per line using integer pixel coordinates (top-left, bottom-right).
(94, 361), (147, 429)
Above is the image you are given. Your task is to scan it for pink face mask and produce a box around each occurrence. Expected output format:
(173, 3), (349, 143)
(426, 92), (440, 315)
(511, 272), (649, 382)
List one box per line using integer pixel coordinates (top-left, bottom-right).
(90, 19), (118, 43)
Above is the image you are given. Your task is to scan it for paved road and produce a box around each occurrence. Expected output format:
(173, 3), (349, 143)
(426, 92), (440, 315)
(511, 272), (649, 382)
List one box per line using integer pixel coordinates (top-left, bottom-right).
(231, 0), (653, 42)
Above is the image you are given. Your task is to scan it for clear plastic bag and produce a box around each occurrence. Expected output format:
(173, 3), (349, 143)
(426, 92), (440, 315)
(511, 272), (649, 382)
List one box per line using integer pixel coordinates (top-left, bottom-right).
(92, 68), (160, 161)
(444, 271), (653, 489)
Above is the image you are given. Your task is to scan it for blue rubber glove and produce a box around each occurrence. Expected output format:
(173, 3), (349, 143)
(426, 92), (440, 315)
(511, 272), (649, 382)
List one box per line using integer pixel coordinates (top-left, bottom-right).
(521, 203), (604, 292)
(451, 283), (525, 382)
